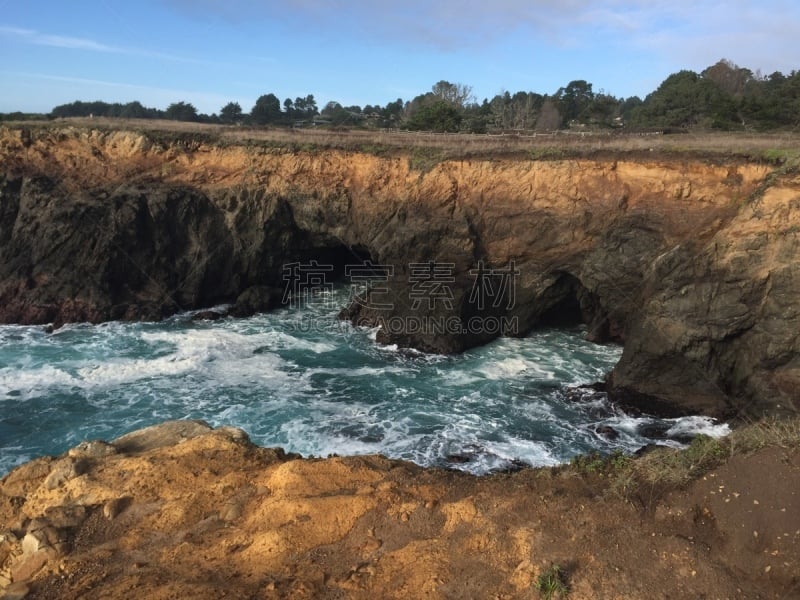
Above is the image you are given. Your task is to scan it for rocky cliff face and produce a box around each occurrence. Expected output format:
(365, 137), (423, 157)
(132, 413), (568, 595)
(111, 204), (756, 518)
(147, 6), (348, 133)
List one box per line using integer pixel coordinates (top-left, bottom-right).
(1, 125), (797, 417)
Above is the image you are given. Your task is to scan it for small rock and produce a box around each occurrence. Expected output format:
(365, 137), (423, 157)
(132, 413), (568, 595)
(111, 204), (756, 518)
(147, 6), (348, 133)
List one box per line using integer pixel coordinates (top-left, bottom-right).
(112, 420), (213, 454)
(0, 582), (30, 600)
(219, 501), (242, 523)
(43, 505), (87, 530)
(445, 454), (471, 464)
(21, 525), (63, 555)
(43, 458), (86, 490)
(103, 497), (132, 521)
(10, 548), (56, 582)
(215, 426), (250, 443)
(229, 286), (281, 318)
(191, 310), (224, 321)
(68, 440), (117, 459)
(595, 425), (620, 440)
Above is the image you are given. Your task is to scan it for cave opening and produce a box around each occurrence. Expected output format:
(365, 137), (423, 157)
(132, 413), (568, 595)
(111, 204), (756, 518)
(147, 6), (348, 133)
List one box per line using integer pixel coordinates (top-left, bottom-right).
(534, 273), (621, 344)
(297, 242), (375, 282)
(537, 287), (584, 328)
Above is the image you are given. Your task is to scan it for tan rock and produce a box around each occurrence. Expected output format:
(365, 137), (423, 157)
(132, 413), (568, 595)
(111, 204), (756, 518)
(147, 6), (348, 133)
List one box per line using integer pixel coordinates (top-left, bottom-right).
(42, 458), (86, 491)
(112, 420), (213, 454)
(103, 497), (132, 521)
(0, 582), (29, 600)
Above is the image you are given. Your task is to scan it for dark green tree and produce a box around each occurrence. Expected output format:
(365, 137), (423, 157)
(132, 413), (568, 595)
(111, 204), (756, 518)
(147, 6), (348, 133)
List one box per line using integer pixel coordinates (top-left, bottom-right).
(251, 94), (282, 124)
(556, 80), (595, 125)
(120, 101), (149, 119)
(321, 101), (362, 125)
(630, 70), (736, 129)
(407, 100), (462, 132)
(219, 102), (243, 124)
(164, 101), (198, 122)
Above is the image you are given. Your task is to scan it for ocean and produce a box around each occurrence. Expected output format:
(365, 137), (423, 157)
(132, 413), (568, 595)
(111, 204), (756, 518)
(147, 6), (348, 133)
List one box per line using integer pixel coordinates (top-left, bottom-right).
(0, 287), (729, 476)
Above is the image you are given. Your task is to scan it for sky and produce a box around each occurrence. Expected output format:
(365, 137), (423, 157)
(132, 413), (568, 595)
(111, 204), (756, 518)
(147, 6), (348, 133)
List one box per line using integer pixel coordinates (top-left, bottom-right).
(1, 1), (799, 114)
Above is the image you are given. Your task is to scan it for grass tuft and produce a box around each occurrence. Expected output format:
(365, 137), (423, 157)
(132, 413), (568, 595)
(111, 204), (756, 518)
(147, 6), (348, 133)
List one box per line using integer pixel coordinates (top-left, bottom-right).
(536, 563), (569, 599)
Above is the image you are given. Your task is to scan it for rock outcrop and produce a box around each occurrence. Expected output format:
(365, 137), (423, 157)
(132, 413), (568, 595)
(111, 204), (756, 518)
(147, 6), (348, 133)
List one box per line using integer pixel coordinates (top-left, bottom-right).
(1, 420), (798, 599)
(1, 124), (798, 417)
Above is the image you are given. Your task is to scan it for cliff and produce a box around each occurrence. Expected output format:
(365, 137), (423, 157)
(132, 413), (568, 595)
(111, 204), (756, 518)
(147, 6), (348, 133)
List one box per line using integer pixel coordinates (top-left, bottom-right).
(1, 124), (798, 416)
(1, 420), (798, 599)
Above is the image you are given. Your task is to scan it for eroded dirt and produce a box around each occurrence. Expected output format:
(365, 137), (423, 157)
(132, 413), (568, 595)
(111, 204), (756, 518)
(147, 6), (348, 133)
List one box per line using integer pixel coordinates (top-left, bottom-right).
(1, 422), (797, 599)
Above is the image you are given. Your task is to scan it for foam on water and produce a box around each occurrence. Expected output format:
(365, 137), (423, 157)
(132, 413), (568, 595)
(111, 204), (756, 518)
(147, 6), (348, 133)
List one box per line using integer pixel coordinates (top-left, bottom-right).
(0, 288), (731, 476)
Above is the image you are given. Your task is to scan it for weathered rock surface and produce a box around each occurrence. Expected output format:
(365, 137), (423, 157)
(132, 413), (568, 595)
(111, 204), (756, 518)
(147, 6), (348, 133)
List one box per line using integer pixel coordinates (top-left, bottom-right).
(1, 125), (798, 416)
(0, 420), (798, 599)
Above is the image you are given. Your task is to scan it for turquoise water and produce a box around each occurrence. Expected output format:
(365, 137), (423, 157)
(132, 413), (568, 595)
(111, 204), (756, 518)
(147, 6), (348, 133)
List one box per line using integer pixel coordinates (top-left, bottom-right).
(0, 288), (728, 475)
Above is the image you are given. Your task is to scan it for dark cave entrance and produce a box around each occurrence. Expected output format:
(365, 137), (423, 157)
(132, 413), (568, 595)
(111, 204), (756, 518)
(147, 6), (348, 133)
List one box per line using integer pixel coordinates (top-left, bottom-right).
(534, 273), (622, 344)
(299, 243), (374, 280)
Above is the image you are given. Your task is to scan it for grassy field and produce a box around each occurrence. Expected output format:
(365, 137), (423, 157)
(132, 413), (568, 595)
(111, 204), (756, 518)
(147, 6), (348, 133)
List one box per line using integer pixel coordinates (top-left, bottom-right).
(8, 117), (800, 164)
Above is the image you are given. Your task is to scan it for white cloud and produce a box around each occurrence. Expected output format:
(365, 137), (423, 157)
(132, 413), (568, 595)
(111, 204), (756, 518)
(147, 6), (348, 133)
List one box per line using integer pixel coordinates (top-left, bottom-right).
(0, 24), (241, 69)
(3, 71), (236, 113)
(0, 26), (121, 52)
(160, 0), (800, 72)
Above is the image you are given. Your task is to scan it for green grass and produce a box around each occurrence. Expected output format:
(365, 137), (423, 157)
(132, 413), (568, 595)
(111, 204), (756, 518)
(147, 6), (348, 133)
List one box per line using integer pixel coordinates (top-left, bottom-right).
(761, 148), (800, 166)
(569, 449), (631, 476)
(408, 146), (445, 173)
(536, 564), (569, 599)
(558, 418), (800, 505)
(605, 417), (800, 500)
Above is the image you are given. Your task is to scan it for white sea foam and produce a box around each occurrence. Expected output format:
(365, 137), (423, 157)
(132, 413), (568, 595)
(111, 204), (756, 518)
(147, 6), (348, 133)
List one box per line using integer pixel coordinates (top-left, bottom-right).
(666, 416), (730, 439)
(478, 357), (531, 380)
(1, 297), (727, 478)
(0, 365), (80, 397)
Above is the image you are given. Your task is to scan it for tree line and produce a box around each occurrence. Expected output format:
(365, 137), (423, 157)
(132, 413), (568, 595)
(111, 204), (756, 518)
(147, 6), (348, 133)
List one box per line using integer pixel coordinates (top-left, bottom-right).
(4, 59), (798, 132)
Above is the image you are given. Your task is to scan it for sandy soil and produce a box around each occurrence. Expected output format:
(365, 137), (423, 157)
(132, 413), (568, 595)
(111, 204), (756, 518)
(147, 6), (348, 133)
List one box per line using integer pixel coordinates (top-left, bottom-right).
(0, 421), (797, 599)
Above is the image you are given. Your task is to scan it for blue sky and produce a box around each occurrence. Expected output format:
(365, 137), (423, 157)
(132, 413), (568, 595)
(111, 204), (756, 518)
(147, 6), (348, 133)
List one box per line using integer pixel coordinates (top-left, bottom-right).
(2, 1), (798, 114)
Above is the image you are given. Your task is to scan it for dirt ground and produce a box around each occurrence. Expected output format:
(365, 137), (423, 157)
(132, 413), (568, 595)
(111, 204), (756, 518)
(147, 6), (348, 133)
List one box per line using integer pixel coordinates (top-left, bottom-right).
(0, 421), (797, 599)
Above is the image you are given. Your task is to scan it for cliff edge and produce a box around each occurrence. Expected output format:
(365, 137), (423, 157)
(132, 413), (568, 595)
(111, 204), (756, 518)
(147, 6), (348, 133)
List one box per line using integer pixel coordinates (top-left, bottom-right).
(1, 420), (798, 599)
(1, 124), (798, 416)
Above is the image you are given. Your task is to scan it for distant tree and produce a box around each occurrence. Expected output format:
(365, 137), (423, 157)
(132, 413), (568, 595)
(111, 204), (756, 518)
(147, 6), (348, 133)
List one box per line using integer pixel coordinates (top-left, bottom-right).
(251, 93), (282, 125)
(321, 101), (363, 126)
(535, 98), (561, 131)
(619, 96), (643, 122)
(488, 91), (544, 130)
(219, 101), (243, 124)
(164, 101), (198, 122)
(631, 70), (736, 129)
(407, 99), (462, 132)
(383, 98), (405, 122)
(292, 94), (318, 118)
(556, 80), (595, 125)
(585, 92), (622, 127)
(120, 101), (149, 119)
(702, 59), (753, 97)
(431, 80), (474, 109)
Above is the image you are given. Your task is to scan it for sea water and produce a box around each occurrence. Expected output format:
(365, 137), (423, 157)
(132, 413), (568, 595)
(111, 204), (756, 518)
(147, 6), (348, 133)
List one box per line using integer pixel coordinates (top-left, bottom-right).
(0, 288), (728, 476)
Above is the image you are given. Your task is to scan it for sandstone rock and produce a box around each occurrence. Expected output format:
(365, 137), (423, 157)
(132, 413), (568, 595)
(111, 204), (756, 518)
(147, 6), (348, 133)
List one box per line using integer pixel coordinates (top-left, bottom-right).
(112, 420), (213, 454)
(67, 440), (117, 459)
(43, 458), (86, 491)
(42, 505), (87, 530)
(103, 497), (132, 521)
(10, 547), (56, 583)
(0, 582), (29, 600)
(215, 426), (250, 443)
